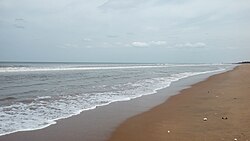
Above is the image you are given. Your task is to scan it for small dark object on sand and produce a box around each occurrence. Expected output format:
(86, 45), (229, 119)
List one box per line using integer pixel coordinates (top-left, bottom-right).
(222, 117), (228, 120)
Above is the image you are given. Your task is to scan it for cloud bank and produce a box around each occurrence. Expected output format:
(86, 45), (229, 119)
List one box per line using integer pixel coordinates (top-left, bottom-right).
(0, 0), (249, 62)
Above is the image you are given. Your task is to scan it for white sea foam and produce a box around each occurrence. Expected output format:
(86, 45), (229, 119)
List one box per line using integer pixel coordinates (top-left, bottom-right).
(0, 68), (226, 136)
(0, 65), (169, 73)
(0, 64), (226, 73)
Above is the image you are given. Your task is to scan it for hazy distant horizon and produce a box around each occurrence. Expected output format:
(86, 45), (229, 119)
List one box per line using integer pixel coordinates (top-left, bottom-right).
(0, 60), (236, 64)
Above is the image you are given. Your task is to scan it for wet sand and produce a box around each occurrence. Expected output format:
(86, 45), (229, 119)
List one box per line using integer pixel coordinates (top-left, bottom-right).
(108, 65), (250, 141)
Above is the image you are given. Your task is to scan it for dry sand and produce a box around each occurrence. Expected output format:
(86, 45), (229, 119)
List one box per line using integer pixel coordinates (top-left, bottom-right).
(108, 65), (250, 141)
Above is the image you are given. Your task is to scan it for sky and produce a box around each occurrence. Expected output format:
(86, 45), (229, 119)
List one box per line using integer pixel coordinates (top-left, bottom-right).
(0, 0), (250, 63)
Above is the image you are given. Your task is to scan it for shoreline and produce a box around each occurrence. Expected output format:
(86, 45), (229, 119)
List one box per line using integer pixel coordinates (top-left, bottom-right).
(0, 67), (227, 137)
(0, 66), (233, 141)
(108, 64), (250, 141)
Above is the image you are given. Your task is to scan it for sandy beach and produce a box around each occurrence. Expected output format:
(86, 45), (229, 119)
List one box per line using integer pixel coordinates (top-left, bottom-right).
(108, 64), (250, 141)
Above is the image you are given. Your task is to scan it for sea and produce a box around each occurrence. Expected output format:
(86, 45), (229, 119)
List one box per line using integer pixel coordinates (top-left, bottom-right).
(0, 62), (233, 136)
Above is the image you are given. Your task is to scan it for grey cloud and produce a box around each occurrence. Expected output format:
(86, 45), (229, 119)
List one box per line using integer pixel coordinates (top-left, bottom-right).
(131, 42), (149, 47)
(13, 18), (26, 29)
(131, 41), (167, 47)
(82, 38), (92, 42)
(107, 35), (119, 38)
(175, 42), (207, 48)
(0, 0), (249, 63)
(150, 41), (167, 45)
(99, 0), (148, 10)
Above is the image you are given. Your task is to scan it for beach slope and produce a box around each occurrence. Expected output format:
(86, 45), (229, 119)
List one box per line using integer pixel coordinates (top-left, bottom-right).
(108, 65), (250, 141)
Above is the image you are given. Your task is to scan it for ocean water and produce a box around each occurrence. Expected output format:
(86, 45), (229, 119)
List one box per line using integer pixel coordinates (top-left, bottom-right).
(0, 62), (232, 136)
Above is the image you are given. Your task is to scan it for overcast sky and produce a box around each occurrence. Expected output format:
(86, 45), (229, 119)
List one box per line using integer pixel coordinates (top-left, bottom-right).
(0, 0), (250, 63)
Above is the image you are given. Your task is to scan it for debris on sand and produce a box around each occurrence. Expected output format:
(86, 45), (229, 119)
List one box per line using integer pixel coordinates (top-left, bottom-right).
(222, 117), (228, 120)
